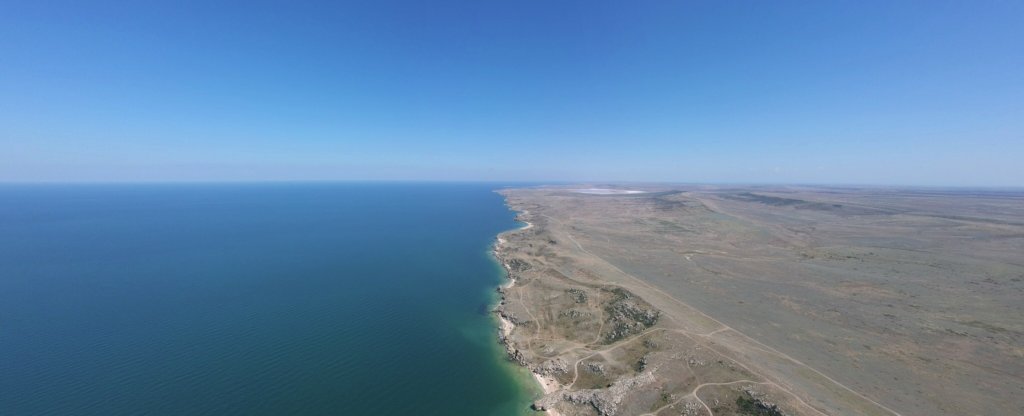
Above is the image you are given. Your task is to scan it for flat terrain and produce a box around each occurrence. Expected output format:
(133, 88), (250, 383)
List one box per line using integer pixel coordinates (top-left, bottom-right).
(494, 186), (1024, 416)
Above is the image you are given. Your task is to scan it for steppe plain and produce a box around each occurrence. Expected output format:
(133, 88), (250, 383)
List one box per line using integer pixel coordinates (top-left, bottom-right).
(494, 185), (1023, 416)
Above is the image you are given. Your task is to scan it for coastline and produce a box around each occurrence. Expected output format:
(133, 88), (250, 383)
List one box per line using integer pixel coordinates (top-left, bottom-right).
(486, 186), (953, 416)
(492, 211), (562, 415)
(491, 192), (836, 415)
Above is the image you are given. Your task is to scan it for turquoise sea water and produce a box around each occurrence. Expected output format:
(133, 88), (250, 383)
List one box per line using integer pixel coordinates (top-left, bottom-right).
(0, 183), (537, 415)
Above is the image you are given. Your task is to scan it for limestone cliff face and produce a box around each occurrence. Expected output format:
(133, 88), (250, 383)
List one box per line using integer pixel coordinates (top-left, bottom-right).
(534, 372), (656, 416)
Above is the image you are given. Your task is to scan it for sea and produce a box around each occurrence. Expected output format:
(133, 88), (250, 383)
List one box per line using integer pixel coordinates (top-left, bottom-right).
(0, 183), (539, 415)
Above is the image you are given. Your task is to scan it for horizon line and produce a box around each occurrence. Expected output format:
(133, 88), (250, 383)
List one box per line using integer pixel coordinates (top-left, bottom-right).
(1, 179), (1021, 191)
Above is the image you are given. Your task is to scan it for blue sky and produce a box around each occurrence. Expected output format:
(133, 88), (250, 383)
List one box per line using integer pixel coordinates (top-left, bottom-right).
(2, 1), (1022, 185)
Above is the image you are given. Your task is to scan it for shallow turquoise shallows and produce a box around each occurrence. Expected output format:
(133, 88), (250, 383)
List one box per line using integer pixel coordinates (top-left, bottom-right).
(0, 183), (538, 415)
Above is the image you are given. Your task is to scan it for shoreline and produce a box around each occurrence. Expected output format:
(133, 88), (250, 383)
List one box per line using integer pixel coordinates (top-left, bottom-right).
(487, 186), (953, 416)
(492, 212), (562, 415)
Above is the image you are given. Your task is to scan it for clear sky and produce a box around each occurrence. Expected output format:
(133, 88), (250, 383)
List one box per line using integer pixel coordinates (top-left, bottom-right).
(2, 1), (1022, 185)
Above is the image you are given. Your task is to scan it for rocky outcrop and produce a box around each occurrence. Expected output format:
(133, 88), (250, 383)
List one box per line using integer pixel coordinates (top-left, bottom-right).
(507, 258), (532, 272)
(533, 372), (656, 416)
(495, 306), (524, 326)
(535, 357), (570, 376)
(559, 308), (592, 319)
(636, 355), (649, 371)
(604, 288), (660, 343)
(737, 388), (787, 416)
(567, 288), (588, 303)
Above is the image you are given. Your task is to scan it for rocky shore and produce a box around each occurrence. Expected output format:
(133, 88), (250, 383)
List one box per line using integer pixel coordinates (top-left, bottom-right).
(493, 216), (564, 414)
(491, 207), (671, 415)
(491, 206), (677, 415)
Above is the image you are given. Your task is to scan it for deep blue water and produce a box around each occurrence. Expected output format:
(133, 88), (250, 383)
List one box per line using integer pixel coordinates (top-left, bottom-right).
(0, 183), (536, 415)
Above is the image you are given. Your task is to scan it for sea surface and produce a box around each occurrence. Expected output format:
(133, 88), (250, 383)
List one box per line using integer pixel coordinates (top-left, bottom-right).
(0, 183), (537, 415)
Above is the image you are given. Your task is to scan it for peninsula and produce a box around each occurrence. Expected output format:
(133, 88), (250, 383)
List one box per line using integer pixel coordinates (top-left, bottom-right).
(493, 186), (1023, 416)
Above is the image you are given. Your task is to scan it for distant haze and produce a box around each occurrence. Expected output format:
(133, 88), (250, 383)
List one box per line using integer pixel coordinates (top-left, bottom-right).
(2, 2), (1022, 186)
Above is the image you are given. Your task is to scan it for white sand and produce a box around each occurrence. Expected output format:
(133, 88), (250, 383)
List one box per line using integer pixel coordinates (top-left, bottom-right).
(533, 373), (561, 394)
